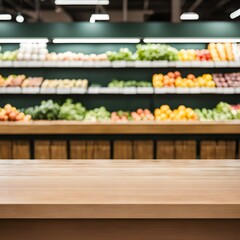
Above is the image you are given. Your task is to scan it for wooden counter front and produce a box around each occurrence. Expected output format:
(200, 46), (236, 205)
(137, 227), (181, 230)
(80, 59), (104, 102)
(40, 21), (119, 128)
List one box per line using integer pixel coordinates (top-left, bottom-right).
(0, 121), (240, 134)
(0, 160), (240, 240)
(0, 159), (239, 219)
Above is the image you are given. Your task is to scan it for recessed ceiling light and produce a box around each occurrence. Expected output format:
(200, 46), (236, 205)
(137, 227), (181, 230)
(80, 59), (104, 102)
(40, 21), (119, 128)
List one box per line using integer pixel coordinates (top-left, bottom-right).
(16, 14), (24, 23)
(90, 14), (110, 23)
(143, 38), (240, 43)
(180, 12), (199, 20)
(0, 38), (49, 43)
(0, 14), (12, 21)
(53, 38), (141, 44)
(230, 8), (240, 19)
(55, 0), (109, 5)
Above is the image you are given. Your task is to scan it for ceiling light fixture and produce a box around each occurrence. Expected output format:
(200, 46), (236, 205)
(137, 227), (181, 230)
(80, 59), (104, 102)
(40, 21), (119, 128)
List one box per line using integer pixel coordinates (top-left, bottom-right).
(143, 38), (240, 43)
(230, 8), (240, 19)
(0, 38), (49, 43)
(55, 0), (109, 5)
(0, 13), (12, 20)
(53, 38), (141, 44)
(90, 13), (109, 23)
(180, 12), (199, 20)
(16, 14), (24, 23)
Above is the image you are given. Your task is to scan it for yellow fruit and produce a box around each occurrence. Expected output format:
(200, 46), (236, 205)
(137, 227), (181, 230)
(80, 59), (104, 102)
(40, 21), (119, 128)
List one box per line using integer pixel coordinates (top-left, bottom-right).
(206, 81), (215, 88)
(187, 111), (195, 119)
(178, 111), (186, 118)
(175, 79), (182, 87)
(159, 113), (168, 120)
(154, 109), (161, 116)
(194, 82), (200, 87)
(166, 109), (172, 116)
(186, 79), (194, 87)
(160, 105), (170, 112)
(169, 113), (175, 120)
(178, 105), (186, 111)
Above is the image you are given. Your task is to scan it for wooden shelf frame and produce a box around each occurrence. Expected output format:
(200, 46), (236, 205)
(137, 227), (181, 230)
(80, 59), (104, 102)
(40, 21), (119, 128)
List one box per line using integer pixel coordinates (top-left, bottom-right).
(0, 121), (239, 135)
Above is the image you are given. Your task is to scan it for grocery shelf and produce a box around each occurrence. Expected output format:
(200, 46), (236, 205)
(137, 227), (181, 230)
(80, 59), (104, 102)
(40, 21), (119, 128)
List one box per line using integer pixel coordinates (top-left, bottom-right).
(0, 121), (239, 135)
(1, 87), (239, 94)
(1, 60), (240, 68)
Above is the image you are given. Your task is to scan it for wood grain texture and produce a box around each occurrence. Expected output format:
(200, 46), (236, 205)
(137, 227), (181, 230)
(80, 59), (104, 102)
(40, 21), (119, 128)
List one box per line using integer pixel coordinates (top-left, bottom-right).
(50, 141), (67, 159)
(133, 141), (154, 159)
(0, 141), (12, 159)
(92, 141), (110, 159)
(70, 140), (87, 159)
(0, 160), (239, 219)
(200, 141), (217, 159)
(34, 140), (50, 159)
(201, 141), (237, 159)
(113, 141), (133, 159)
(156, 141), (175, 159)
(0, 219), (239, 240)
(70, 141), (110, 159)
(12, 141), (30, 159)
(175, 140), (197, 159)
(0, 121), (239, 134)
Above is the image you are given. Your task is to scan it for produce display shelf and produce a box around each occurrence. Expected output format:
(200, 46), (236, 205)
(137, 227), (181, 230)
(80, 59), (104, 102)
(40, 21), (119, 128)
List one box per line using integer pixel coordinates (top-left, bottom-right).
(1, 87), (240, 94)
(1, 61), (240, 68)
(0, 121), (239, 135)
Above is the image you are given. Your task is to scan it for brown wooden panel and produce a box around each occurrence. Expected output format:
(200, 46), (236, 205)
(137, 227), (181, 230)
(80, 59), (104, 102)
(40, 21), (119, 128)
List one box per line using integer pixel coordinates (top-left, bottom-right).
(85, 141), (94, 159)
(216, 141), (227, 159)
(156, 141), (175, 159)
(93, 141), (110, 159)
(50, 141), (67, 159)
(133, 140), (153, 159)
(200, 141), (217, 159)
(175, 140), (197, 159)
(113, 141), (133, 159)
(239, 141), (240, 159)
(34, 141), (50, 159)
(0, 141), (12, 159)
(224, 141), (236, 159)
(70, 141), (87, 159)
(12, 141), (30, 159)
(0, 220), (239, 240)
(70, 141), (111, 159)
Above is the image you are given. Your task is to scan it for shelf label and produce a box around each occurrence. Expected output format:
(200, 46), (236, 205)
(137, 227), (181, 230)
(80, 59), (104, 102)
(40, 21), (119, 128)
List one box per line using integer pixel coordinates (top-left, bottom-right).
(40, 88), (56, 94)
(99, 87), (121, 94)
(112, 61), (127, 68)
(154, 88), (167, 94)
(176, 88), (189, 94)
(5, 87), (21, 94)
(56, 88), (71, 94)
(137, 87), (154, 94)
(0, 61), (12, 67)
(21, 87), (40, 94)
(87, 87), (100, 94)
(0, 87), (6, 93)
(71, 88), (87, 94)
(123, 87), (137, 94)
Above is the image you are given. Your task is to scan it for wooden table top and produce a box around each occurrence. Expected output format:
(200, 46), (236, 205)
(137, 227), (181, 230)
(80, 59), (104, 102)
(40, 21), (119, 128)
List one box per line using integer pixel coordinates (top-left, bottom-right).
(0, 160), (239, 219)
(0, 121), (240, 134)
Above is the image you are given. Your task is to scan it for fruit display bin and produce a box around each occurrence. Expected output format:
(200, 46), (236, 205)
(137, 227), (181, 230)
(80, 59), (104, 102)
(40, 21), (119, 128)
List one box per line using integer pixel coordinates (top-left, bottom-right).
(0, 22), (239, 160)
(0, 121), (239, 160)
